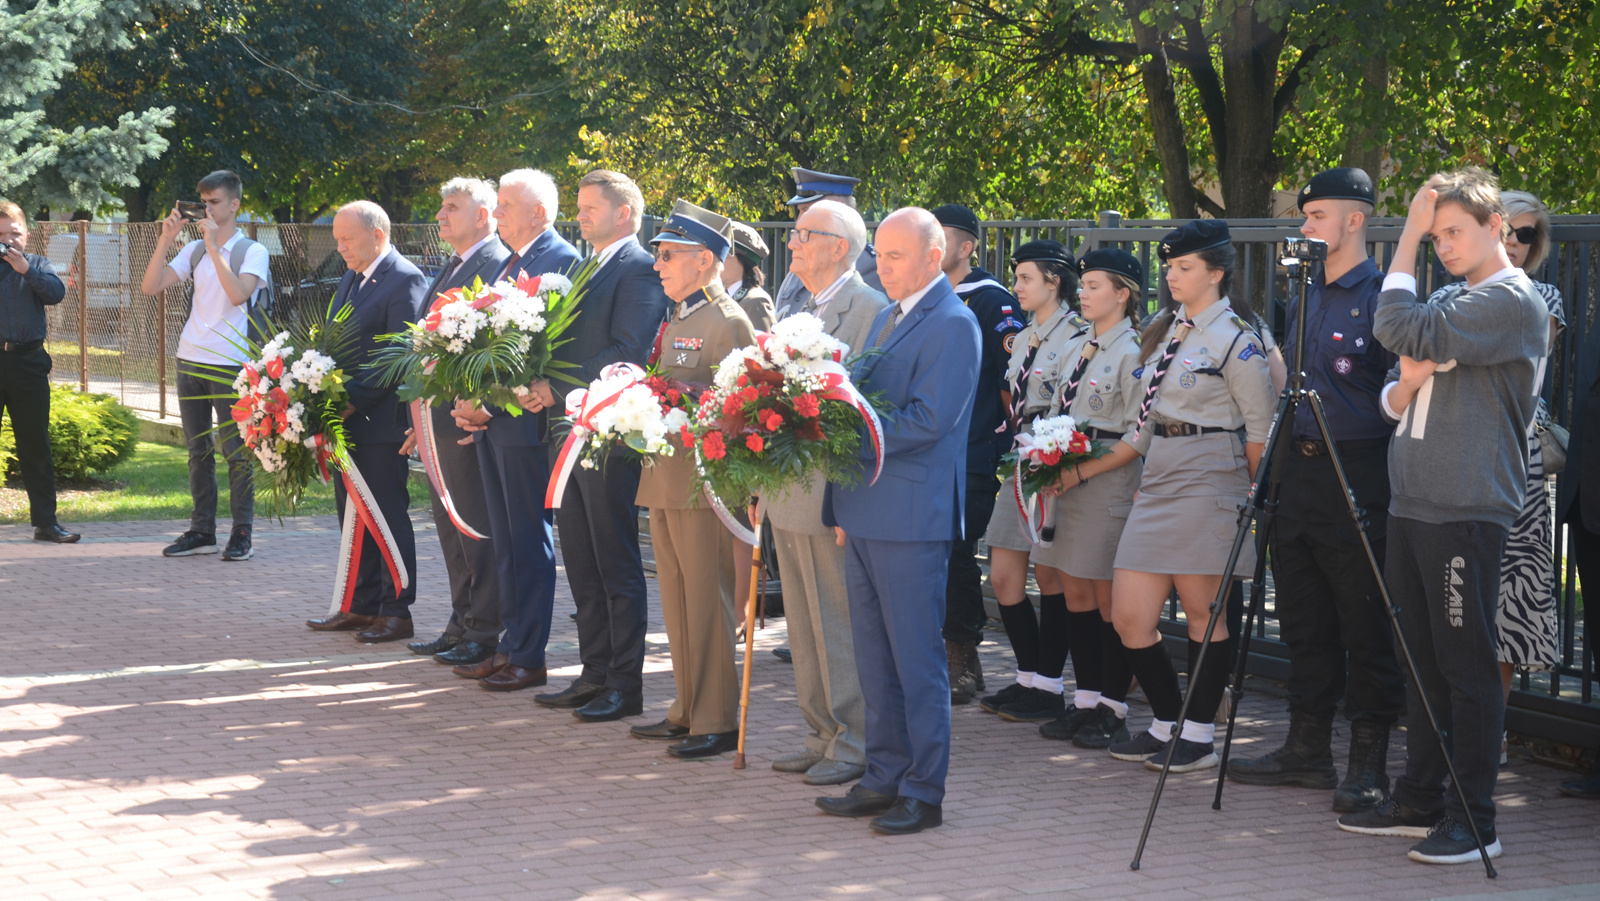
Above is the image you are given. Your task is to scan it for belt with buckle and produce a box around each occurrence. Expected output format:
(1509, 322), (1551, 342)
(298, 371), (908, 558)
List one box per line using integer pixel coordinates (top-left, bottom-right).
(1295, 437), (1390, 457)
(0, 339), (43, 353)
(1153, 420), (1233, 438)
(1083, 427), (1123, 442)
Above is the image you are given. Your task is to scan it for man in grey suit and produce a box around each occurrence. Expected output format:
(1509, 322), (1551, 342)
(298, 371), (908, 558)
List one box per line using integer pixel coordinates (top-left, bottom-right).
(766, 200), (888, 786)
(402, 177), (508, 666)
(773, 168), (883, 314)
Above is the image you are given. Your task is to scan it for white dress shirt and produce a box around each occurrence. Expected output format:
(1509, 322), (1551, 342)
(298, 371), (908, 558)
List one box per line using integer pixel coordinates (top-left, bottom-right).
(355, 246), (389, 289)
(807, 269), (857, 314)
(895, 272), (944, 317)
(593, 234), (640, 269)
(447, 232), (500, 279)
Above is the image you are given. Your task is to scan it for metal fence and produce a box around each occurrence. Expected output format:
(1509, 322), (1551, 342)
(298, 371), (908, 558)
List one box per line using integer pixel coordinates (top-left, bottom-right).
(26, 213), (1600, 750)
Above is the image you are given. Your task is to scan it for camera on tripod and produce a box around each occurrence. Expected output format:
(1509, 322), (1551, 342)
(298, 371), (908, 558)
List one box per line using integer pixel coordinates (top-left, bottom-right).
(1280, 236), (1328, 265)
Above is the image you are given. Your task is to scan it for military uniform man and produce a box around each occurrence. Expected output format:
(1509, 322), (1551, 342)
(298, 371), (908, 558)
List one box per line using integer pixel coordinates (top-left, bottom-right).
(774, 167), (884, 312)
(630, 200), (759, 759)
(726, 221), (776, 331)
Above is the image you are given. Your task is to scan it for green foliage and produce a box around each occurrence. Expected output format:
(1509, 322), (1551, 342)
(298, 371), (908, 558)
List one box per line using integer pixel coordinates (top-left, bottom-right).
(0, 385), (139, 482)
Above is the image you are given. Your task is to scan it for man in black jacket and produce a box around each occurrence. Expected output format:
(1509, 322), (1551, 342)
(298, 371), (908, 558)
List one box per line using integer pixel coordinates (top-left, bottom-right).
(0, 201), (77, 543)
(523, 170), (670, 723)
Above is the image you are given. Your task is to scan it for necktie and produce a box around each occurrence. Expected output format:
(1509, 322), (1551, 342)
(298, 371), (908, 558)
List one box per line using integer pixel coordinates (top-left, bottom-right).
(1132, 317), (1195, 439)
(872, 305), (903, 348)
(1058, 339), (1100, 411)
(499, 256), (522, 282)
(1005, 333), (1042, 432)
(801, 293), (818, 315)
(444, 254), (462, 281)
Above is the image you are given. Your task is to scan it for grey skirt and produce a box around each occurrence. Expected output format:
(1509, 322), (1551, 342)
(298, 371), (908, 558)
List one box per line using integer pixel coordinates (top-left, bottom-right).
(1113, 432), (1255, 578)
(1036, 459), (1142, 580)
(985, 474), (1037, 553)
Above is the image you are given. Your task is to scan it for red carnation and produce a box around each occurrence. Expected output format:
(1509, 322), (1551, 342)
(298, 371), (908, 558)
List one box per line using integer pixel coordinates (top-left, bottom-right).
(763, 411), (784, 431)
(702, 431), (726, 460)
(746, 433), (765, 453)
(757, 384), (772, 397)
(666, 388), (680, 404)
(740, 385), (759, 403)
(737, 374), (748, 387)
(722, 393), (745, 419)
(794, 393), (820, 418)
(699, 389), (716, 406)
(679, 426), (694, 447)
(266, 357), (284, 379)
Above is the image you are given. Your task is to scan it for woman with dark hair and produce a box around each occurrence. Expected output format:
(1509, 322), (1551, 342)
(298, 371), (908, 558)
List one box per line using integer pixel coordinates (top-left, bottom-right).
(975, 239), (1091, 723)
(1105, 219), (1276, 772)
(1029, 248), (1149, 747)
(725, 221), (775, 330)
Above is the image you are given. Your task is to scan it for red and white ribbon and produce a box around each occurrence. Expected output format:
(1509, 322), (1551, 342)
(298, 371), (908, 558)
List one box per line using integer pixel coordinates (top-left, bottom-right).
(328, 454), (411, 614)
(1012, 438), (1056, 547)
(546, 362), (646, 509)
(410, 398), (489, 540)
(750, 335), (884, 487)
(702, 481), (760, 545)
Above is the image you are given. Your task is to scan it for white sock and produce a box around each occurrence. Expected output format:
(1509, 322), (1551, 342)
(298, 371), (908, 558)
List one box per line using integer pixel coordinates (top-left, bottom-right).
(1033, 674), (1065, 694)
(1014, 671), (1035, 688)
(1180, 720), (1216, 744)
(1148, 719), (1174, 743)
(1073, 689), (1101, 710)
(1100, 698), (1129, 719)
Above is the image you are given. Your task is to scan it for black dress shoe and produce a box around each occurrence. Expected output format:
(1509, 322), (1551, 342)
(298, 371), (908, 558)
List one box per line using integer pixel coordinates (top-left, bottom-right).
(772, 647), (792, 664)
(434, 639), (493, 666)
(534, 680), (608, 709)
(575, 689), (644, 722)
(870, 798), (942, 835)
(667, 732), (738, 759)
(408, 633), (460, 656)
(815, 784), (898, 818)
(34, 524), (81, 543)
(629, 718), (690, 741)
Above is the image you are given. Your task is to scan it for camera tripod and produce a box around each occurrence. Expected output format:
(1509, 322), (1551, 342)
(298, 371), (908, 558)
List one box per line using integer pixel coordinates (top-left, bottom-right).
(1130, 241), (1498, 878)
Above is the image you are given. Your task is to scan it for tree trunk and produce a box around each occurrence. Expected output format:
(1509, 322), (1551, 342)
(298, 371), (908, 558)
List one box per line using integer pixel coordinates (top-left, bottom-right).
(1130, 1), (1200, 219)
(1341, 49), (1389, 182)
(1215, 3), (1288, 219)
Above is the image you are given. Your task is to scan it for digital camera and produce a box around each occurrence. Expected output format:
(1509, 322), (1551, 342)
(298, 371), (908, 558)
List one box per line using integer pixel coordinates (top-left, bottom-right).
(1281, 236), (1329, 263)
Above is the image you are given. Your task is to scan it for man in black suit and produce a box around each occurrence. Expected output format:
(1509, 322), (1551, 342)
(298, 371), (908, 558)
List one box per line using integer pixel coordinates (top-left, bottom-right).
(523, 169), (669, 722)
(402, 178), (509, 662)
(305, 201), (427, 641)
(450, 169), (583, 692)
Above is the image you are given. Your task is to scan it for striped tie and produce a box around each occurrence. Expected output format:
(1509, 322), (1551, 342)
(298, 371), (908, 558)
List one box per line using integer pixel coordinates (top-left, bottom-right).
(872, 305), (903, 348)
(1005, 333), (1042, 432)
(1132, 318), (1194, 439)
(1057, 339), (1099, 410)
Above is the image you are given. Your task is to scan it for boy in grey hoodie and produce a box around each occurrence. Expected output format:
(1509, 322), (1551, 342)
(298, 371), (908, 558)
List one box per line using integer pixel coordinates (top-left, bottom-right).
(1335, 168), (1547, 865)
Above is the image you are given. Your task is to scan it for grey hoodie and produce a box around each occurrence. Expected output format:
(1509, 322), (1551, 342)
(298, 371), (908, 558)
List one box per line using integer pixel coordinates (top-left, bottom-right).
(1373, 270), (1548, 528)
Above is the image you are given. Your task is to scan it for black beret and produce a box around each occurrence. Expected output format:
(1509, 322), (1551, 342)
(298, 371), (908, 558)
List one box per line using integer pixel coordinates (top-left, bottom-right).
(1011, 239), (1075, 269)
(1157, 219), (1232, 261)
(931, 203), (981, 239)
(1077, 247), (1143, 285)
(1298, 167), (1375, 208)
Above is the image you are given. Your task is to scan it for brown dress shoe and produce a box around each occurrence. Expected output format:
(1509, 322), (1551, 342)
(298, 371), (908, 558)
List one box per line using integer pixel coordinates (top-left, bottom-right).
(307, 611), (376, 631)
(453, 653), (509, 680)
(479, 665), (548, 691)
(355, 616), (414, 643)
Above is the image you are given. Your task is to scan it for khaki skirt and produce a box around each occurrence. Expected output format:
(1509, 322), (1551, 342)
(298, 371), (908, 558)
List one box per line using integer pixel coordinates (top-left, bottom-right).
(1035, 459), (1142, 580)
(984, 474), (1037, 553)
(1113, 431), (1255, 578)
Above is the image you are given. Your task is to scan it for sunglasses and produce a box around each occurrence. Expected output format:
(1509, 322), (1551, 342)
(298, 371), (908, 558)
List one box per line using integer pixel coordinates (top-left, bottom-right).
(1508, 226), (1539, 245)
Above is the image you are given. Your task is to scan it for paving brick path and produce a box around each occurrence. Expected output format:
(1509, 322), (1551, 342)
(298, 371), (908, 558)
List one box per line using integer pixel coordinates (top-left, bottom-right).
(1, 519), (1596, 900)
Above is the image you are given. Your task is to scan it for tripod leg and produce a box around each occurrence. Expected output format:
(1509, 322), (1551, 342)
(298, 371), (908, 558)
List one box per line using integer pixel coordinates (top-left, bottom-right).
(1307, 391), (1496, 878)
(1214, 533), (1272, 810)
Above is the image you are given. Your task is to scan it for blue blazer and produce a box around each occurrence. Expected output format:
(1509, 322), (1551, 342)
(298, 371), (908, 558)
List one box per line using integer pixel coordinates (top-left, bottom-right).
(483, 228), (584, 446)
(334, 247), (428, 446)
(823, 278), (981, 542)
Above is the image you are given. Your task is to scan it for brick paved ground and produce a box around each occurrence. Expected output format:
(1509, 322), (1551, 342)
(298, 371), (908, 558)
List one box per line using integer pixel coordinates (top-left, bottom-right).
(1, 518), (1596, 901)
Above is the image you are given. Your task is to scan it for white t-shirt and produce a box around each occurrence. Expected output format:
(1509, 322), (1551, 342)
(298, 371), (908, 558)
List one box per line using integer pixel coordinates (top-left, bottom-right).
(171, 232), (272, 365)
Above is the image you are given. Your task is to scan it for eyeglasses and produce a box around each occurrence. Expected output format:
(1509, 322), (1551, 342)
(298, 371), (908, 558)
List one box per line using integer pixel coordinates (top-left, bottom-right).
(654, 247), (704, 263)
(1507, 225), (1539, 245)
(790, 227), (843, 244)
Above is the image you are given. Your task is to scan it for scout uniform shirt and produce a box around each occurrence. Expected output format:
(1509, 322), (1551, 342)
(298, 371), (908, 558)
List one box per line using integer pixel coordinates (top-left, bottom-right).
(636, 282), (757, 510)
(1053, 317), (1144, 440)
(1127, 299), (1275, 455)
(730, 282), (776, 331)
(1006, 305), (1090, 433)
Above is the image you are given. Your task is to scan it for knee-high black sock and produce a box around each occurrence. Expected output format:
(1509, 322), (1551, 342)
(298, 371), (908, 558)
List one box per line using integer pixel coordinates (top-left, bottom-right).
(1186, 636), (1236, 724)
(1100, 622), (1133, 703)
(1123, 641), (1183, 722)
(1065, 610), (1103, 693)
(998, 599), (1040, 674)
(1034, 593), (1069, 679)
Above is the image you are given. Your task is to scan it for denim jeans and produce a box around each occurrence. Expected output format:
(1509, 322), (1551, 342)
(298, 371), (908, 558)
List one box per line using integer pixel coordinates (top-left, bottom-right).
(176, 360), (254, 534)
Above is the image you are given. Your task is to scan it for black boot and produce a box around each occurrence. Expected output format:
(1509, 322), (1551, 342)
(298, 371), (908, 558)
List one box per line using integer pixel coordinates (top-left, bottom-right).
(1333, 720), (1391, 813)
(947, 640), (977, 705)
(1226, 712), (1337, 789)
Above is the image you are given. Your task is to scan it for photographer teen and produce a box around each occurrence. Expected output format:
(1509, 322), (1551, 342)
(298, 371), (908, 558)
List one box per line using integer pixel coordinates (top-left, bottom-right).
(139, 170), (267, 562)
(0, 201), (78, 543)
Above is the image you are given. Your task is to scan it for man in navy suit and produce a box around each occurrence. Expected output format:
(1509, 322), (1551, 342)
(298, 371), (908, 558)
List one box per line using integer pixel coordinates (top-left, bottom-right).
(305, 201), (428, 642)
(519, 170), (669, 723)
(405, 178), (510, 666)
(452, 169), (582, 692)
(816, 208), (981, 835)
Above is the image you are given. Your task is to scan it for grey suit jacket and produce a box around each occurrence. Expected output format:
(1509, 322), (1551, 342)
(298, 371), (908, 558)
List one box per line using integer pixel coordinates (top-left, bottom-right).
(765, 272), (891, 535)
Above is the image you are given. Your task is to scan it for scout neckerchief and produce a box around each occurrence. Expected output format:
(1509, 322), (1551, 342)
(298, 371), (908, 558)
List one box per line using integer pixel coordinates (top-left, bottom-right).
(1059, 323), (1140, 410)
(1131, 315), (1195, 439)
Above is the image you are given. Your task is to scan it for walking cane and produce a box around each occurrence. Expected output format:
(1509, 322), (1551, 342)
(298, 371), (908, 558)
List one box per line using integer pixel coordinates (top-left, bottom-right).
(734, 502), (762, 770)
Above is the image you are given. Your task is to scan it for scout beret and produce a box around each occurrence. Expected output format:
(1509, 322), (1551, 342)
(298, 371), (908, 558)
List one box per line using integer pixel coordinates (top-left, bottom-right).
(930, 203), (981, 239)
(650, 198), (734, 261)
(787, 168), (860, 206)
(1157, 219), (1232, 261)
(1077, 247), (1143, 285)
(1298, 167), (1376, 208)
(1011, 239), (1075, 269)
(729, 221), (769, 264)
